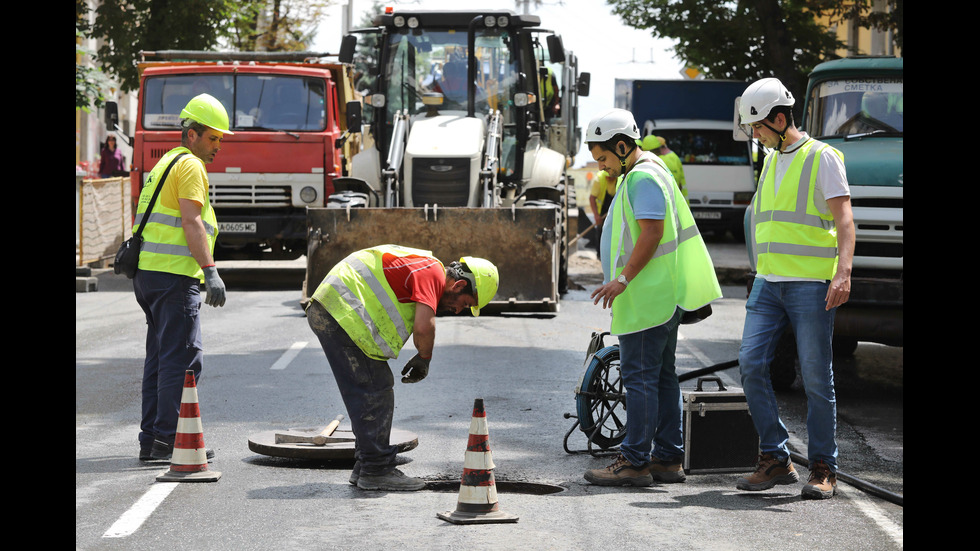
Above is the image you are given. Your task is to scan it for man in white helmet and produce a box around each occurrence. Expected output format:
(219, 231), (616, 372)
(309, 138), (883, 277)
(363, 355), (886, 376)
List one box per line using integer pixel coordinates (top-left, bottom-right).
(582, 108), (721, 487)
(735, 77), (855, 499)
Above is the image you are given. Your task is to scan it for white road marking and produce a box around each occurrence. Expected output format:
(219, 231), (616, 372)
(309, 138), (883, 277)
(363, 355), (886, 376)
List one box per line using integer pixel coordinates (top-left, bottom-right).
(788, 435), (902, 547)
(271, 341), (308, 370)
(102, 482), (177, 538)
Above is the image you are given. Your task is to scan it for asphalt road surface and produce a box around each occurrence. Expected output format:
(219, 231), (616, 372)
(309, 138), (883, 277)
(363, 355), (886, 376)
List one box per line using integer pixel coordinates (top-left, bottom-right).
(76, 241), (903, 550)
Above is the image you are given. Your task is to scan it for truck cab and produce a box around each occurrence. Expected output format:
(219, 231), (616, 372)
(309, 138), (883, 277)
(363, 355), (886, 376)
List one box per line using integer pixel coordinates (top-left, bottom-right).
(617, 79), (756, 239)
(120, 51), (358, 260)
(803, 56), (903, 351)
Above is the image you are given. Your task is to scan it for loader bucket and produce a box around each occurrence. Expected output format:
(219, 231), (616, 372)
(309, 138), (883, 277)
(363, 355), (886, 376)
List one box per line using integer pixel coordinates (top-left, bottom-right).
(303, 206), (563, 314)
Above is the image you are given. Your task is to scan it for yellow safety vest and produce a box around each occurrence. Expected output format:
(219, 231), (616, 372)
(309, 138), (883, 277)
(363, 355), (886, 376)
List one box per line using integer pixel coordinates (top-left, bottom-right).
(750, 139), (841, 280)
(135, 147), (218, 282)
(659, 151), (687, 201)
(608, 156), (721, 335)
(310, 245), (440, 360)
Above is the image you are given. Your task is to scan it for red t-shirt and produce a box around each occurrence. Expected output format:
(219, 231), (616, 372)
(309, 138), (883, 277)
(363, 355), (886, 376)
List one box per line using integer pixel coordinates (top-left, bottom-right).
(381, 253), (445, 312)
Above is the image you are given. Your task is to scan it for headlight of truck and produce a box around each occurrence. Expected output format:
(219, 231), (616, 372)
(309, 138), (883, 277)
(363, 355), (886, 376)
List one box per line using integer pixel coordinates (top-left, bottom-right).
(300, 186), (318, 204)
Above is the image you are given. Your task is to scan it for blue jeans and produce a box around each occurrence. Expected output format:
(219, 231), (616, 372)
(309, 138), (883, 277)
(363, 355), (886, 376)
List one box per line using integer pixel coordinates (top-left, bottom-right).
(307, 301), (398, 476)
(134, 269), (204, 448)
(739, 279), (838, 471)
(618, 308), (684, 466)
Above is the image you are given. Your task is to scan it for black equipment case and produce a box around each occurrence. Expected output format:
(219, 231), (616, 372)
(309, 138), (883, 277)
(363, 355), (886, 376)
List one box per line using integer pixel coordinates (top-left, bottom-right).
(682, 377), (759, 474)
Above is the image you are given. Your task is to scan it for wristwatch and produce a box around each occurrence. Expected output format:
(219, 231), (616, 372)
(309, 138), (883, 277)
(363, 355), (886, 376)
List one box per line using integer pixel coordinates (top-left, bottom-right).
(616, 273), (629, 286)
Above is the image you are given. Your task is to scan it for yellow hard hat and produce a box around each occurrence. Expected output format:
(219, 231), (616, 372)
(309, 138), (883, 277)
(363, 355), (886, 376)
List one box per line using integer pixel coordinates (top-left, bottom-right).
(180, 93), (234, 135)
(460, 256), (499, 316)
(639, 134), (662, 151)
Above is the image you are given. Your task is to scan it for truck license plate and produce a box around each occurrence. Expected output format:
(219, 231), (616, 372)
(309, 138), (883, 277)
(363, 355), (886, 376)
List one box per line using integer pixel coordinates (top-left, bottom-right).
(693, 211), (722, 220)
(219, 222), (257, 233)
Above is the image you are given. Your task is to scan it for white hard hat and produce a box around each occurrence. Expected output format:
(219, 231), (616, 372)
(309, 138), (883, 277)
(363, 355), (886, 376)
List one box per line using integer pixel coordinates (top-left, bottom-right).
(586, 109), (640, 143)
(738, 78), (794, 125)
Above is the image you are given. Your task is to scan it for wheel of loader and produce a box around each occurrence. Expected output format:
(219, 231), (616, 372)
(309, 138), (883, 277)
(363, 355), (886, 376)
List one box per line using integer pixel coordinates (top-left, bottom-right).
(575, 344), (627, 449)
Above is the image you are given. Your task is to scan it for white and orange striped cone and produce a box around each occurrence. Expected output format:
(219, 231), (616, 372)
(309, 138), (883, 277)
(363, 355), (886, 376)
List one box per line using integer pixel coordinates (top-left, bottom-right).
(437, 399), (518, 524)
(156, 370), (221, 482)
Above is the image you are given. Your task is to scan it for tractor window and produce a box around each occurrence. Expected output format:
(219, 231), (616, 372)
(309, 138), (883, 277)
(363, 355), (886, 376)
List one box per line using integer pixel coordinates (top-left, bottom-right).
(382, 27), (519, 119)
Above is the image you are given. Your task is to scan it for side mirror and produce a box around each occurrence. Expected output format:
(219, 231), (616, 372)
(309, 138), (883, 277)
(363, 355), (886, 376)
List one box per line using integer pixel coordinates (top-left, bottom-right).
(546, 35), (565, 64)
(104, 101), (119, 131)
(339, 35), (357, 64)
(577, 72), (591, 97)
(346, 100), (362, 132)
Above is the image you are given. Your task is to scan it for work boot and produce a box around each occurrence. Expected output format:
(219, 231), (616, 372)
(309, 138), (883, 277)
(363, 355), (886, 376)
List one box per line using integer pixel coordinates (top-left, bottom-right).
(583, 454), (652, 487)
(801, 461), (837, 500)
(735, 453), (799, 491)
(356, 468), (426, 491)
(649, 455), (686, 483)
(142, 438), (214, 462)
(349, 461), (360, 485)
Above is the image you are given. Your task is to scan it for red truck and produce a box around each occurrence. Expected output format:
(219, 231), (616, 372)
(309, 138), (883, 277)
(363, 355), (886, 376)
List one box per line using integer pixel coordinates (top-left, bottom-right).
(107, 50), (361, 260)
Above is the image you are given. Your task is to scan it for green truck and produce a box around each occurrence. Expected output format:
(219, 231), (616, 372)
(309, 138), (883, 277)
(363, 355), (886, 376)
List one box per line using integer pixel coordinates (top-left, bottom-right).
(743, 56), (903, 389)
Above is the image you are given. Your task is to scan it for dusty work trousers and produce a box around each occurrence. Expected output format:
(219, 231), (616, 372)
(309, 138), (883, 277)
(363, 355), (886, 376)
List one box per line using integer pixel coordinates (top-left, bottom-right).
(307, 300), (398, 476)
(134, 269), (204, 450)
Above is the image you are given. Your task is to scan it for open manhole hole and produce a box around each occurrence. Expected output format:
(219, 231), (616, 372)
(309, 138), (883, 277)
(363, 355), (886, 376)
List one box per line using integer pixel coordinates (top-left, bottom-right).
(425, 479), (565, 495)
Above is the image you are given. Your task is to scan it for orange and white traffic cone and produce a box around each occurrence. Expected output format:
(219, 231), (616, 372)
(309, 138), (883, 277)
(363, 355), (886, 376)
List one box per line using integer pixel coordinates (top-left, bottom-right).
(156, 370), (221, 482)
(437, 398), (517, 524)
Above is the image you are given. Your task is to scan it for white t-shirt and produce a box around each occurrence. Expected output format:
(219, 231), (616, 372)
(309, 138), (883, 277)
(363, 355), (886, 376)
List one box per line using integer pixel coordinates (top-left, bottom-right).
(763, 133), (850, 283)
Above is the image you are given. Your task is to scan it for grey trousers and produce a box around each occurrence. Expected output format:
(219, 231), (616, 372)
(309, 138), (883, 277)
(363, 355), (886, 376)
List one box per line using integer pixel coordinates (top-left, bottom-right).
(307, 300), (398, 475)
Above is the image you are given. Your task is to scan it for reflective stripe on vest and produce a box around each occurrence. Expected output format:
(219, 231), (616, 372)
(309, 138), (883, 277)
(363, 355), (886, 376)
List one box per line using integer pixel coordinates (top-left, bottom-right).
(311, 245), (437, 360)
(135, 147), (218, 281)
(608, 156), (721, 334)
(751, 139), (840, 280)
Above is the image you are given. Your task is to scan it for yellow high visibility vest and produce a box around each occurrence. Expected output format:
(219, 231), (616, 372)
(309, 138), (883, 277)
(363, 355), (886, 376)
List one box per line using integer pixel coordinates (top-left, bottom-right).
(310, 244), (439, 360)
(135, 147), (218, 282)
(750, 139), (841, 280)
(608, 156), (721, 335)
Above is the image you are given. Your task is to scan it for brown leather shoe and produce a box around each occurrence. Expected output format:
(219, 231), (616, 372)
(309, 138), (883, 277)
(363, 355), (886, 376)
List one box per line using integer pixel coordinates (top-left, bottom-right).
(649, 456), (686, 483)
(584, 454), (653, 486)
(736, 453), (799, 491)
(801, 461), (837, 499)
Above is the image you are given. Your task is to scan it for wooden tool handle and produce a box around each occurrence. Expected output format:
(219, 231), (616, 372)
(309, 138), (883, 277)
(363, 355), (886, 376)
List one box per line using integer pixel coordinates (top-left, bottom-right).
(318, 414), (345, 437)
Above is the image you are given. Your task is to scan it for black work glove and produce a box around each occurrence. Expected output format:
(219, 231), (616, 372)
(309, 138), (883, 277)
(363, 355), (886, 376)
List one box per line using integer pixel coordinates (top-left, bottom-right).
(400, 354), (431, 383)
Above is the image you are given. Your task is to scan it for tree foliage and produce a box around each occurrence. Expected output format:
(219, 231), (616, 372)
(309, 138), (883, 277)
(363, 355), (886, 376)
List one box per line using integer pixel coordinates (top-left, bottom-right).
(225, 0), (333, 52)
(90, 0), (335, 94)
(76, 2), (113, 111)
(606, 0), (901, 118)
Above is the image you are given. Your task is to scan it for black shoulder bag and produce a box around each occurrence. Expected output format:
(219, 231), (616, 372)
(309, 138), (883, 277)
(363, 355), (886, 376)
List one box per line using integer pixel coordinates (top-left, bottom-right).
(113, 153), (187, 278)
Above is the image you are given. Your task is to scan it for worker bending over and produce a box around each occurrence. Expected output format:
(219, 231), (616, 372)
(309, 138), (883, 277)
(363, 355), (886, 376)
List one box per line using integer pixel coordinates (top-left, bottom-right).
(306, 244), (498, 491)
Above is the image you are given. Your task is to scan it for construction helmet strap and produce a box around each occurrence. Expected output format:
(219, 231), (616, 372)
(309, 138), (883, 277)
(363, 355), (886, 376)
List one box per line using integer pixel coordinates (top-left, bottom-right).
(447, 261), (477, 295)
(615, 141), (636, 167)
(759, 119), (789, 146)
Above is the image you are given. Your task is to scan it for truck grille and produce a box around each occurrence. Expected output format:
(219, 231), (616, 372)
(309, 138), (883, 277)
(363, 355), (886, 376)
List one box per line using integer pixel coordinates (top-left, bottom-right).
(411, 158), (470, 207)
(209, 183), (291, 207)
